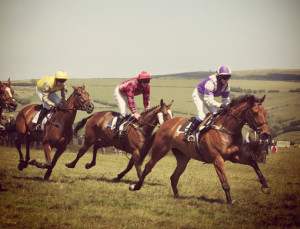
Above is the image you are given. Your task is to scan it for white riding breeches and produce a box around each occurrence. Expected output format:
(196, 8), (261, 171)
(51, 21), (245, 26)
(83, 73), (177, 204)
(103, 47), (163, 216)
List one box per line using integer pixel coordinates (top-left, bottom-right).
(113, 85), (138, 116)
(36, 87), (60, 110)
(192, 87), (219, 120)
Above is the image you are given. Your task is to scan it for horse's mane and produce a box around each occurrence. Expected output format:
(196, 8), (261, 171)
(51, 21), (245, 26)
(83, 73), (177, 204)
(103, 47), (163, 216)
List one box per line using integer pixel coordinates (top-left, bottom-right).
(141, 104), (161, 116)
(229, 94), (257, 107)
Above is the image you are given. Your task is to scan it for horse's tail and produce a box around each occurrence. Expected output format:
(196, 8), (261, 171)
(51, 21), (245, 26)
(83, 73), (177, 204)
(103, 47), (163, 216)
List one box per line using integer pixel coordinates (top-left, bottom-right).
(139, 132), (157, 164)
(74, 114), (93, 137)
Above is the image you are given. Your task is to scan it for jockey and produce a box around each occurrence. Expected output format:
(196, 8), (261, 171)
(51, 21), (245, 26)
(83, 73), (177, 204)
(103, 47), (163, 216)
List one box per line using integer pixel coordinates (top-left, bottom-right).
(113, 71), (152, 137)
(183, 65), (232, 141)
(34, 70), (68, 131)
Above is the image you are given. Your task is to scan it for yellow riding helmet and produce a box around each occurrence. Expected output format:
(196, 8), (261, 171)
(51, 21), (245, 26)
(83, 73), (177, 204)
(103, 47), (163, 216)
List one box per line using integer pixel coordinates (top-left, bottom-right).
(55, 70), (68, 80)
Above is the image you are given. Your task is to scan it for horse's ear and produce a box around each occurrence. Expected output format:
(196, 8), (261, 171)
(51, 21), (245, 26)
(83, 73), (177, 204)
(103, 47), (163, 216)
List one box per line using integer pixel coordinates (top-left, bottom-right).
(81, 84), (85, 89)
(71, 85), (78, 90)
(259, 95), (266, 103)
(7, 78), (11, 86)
(160, 99), (164, 106)
(167, 100), (174, 108)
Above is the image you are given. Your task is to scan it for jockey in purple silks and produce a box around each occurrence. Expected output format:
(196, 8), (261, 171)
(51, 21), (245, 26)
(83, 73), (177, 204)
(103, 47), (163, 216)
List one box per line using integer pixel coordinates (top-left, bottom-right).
(183, 65), (232, 142)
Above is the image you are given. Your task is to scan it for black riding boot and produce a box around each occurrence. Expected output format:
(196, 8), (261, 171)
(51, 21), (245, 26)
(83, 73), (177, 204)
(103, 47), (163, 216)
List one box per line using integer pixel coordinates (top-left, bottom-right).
(35, 108), (48, 131)
(183, 119), (202, 142)
(113, 115), (124, 138)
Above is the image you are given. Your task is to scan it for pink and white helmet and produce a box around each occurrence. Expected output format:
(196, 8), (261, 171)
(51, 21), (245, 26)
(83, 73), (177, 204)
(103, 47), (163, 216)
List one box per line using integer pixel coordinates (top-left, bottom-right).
(138, 71), (152, 80)
(217, 65), (232, 76)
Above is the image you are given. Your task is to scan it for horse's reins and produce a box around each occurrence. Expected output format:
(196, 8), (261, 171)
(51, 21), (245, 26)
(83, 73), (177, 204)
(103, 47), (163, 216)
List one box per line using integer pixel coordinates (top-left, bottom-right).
(212, 103), (267, 136)
(56, 89), (91, 111)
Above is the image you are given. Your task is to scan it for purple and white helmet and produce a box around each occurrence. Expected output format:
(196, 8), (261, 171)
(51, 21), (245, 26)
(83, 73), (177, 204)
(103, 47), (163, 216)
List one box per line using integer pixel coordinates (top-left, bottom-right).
(217, 65), (232, 76)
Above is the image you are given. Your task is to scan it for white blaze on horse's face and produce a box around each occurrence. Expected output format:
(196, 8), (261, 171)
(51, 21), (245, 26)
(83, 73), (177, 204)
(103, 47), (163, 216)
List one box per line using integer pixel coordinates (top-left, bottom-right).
(5, 87), (15, 101)
(157, 112), (164, 125)
(168, 109), (173, 119)
(157, 109), (173, 125)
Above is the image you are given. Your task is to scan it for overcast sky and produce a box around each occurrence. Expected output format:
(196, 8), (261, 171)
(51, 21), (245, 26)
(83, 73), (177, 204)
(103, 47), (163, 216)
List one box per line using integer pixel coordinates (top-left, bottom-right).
(0, 0), (299, 80)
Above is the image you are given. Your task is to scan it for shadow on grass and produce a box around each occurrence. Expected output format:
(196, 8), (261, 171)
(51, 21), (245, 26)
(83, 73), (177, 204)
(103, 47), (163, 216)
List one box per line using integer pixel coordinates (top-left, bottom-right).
(79, 176), (165, 187)
(12, 176), (56, 183)
(176, 195), (225, 204)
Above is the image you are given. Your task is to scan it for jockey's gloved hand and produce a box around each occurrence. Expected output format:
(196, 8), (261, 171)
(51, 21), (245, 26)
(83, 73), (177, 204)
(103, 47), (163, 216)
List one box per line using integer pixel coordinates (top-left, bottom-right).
(220, 104), (230, 110)
(61, 98), (67, 104)
(56, 103), (64, 108)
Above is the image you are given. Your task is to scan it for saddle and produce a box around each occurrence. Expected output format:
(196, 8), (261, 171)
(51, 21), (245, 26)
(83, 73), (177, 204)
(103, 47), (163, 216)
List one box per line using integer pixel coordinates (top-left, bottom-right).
(106, 114), (134, 136)
(32, 107), (56, 130)
(177, 113), (214, 141)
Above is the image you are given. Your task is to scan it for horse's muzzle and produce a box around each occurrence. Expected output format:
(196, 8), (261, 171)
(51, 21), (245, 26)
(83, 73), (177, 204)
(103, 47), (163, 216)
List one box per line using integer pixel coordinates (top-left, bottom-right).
(8, 101), (18, 111)
(85, 103), (94, 114)
(260, 132), (269, 141)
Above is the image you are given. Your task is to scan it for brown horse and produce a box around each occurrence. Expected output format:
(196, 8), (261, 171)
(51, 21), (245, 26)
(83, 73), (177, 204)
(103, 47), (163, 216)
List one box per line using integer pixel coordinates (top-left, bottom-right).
(130, 94), (271, 204)
(15, 85), (94, 180)
(66, 99), (173, 181)
(0, 78), (18, 114)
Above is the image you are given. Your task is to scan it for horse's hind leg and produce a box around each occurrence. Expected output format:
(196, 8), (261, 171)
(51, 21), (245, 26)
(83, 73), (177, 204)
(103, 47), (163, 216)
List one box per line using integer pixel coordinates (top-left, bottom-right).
(170, 148), (190, 198)
(15, 133), (26, 170)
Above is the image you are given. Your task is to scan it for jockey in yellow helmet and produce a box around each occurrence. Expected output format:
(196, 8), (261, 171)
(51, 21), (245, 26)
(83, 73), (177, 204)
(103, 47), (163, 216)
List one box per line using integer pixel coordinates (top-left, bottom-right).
(34, 70), (68, 131)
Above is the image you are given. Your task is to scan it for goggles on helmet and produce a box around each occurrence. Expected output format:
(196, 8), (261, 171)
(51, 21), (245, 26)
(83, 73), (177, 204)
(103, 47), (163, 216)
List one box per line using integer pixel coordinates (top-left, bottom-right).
(139, 79), (150, 84)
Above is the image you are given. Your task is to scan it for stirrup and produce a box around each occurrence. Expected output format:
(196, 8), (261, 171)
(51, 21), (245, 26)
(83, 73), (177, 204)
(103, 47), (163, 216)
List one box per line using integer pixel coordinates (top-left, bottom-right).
(187, 135), (195, 142)
(35, 124), (43, 131)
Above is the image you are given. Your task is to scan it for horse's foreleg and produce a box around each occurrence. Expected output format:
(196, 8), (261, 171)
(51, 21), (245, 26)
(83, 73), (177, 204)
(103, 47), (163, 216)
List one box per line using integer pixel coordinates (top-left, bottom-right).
(170, 148), (190, 198)
(44, 147), (66, 180)
(25, 135), (31, 164)
(250, 160), (270, 194)
(65, 142), (93, 169)
(16, 134), (26, 170)
(85, 141), (102, 169)
(214, 156), (232, 204)
(113, 158), (134, 182)
(129, 141), (170, 191)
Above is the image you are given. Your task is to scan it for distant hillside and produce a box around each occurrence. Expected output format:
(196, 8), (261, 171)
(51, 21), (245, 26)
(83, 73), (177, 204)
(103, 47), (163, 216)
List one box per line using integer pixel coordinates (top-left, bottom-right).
(153, 69), (300, 81)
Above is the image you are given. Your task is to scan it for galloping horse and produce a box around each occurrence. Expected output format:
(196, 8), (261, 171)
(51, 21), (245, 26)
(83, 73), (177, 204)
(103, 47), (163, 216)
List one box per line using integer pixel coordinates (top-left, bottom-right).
(0, 78), (18, 114)
(130, 94), (271, 204)
(15, 85), (94, 180)
(66, 99), (173, 181)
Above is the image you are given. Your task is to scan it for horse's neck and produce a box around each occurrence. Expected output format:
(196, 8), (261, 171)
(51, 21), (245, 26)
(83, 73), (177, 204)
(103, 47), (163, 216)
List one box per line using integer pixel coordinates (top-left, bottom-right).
(215, 103), (248, 133)
(55, 97), (77, 126)
(140, 111), (158, 133)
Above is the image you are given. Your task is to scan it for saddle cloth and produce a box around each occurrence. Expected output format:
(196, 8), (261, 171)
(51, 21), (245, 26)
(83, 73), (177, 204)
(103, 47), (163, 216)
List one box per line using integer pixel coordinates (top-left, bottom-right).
(176, 114), (213, 137)
(106, 114), (133, 132)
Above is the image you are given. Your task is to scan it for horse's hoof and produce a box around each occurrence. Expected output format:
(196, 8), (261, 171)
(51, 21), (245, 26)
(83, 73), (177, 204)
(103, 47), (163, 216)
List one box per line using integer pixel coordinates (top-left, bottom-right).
(65, 163), (75, 168)
(85, 163), (92, 169)
(18, 163), (24, 171)
(129, 184), (136, 191)
(174, 193), (179, 198)
(261, 186), (270, 194)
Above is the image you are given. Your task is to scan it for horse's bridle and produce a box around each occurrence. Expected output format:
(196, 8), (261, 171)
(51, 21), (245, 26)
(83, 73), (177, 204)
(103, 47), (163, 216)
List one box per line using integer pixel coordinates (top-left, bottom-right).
(59, 88), (91, 111)
(215, 103), (267, 136)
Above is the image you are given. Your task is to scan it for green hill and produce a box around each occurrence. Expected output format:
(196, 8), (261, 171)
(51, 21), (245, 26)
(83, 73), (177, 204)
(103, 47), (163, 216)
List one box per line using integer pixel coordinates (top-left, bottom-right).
(154, 69), (300, 81)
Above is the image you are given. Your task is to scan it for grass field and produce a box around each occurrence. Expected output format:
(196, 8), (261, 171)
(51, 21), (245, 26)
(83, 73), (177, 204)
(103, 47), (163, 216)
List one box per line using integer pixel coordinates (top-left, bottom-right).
(0, 146), (299, 228)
